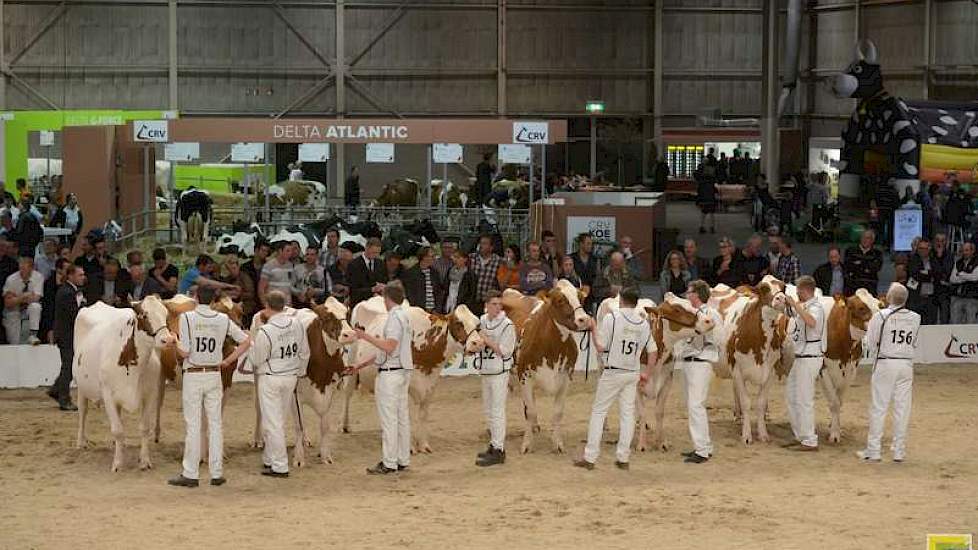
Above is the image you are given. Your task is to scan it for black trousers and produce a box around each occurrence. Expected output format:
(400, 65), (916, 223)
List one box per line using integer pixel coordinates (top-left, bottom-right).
(53, 343), (74, 400)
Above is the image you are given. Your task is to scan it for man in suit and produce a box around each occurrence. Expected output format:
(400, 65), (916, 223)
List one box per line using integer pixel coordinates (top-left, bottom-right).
(402, 247), (446, 313)
(83, 257), (132, 306)
(49, 264), (87, 410)
(348, 237), (388, 308)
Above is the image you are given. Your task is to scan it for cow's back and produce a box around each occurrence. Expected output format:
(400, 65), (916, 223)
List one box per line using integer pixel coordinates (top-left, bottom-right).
(73, 304), (139, 407)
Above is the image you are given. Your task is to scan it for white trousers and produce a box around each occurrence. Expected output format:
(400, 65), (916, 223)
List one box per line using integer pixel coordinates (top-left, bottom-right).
(785, 357), (821, 447)
(259, 374), (298, 474)
(480, 372), (509, 451)
(375, 370), (411, 469)
(3, 302), (40, 344)
(181, 372), (223, 480)
(866, 360), (914, 460)
(583, 369), (639, 464)
(682, 361), (714, 458)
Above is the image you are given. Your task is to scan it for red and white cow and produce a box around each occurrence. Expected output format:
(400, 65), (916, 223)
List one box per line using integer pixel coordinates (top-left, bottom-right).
(633, 294), (718, 452)
(709, 281), (794, 445)
(74, 296), (172, 472)
(342, 296), (483, 453)
(513, 279), (591, 454)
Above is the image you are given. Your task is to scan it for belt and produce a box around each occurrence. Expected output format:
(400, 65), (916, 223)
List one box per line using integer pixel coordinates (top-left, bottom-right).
(377, 367), (403, 372)
(184, 365), (221, 373)
(796, 355), (823, 359)
(878, 357), (912, 361)
(682, 357), (709, 363)
(604, 366), (637, 372)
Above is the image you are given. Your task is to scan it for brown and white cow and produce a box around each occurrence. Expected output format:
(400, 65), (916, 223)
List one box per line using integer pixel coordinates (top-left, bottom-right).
(513, 279), (591, 454)
(501, 288), (543, 334)
(74, 296), (172, 471)
(342, 297), (483, 453)
(709, 281), (793, 445)
(633, 294), (717, 452)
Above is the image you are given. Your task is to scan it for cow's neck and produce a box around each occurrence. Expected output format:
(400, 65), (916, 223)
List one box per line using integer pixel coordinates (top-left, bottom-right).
(414, 318), (455, 372)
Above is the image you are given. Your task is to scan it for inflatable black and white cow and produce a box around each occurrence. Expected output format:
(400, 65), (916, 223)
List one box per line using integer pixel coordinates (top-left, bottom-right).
(216, 222), (263, 257)
(175, 187), (213, 245)
(833, 40), (978, 197)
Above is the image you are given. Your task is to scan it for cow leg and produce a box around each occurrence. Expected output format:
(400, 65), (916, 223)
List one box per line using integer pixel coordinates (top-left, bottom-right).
(650, 365), (675, 452)
(635, 383), (651, 452)
(520, 377), (538, 454)
(549, 373), (570, 454)
(316, 388), (335, 464)
(339, 375), (355, 434)
(820, 371), (844, 444)
(731, 379), (743, 424)
(755, 372), (775, 443)
(139, 386), (161, 471)
(413, 390), (434, 454)
(101, 389), (126, 472)
(76, 395), (90, 449)
(154, 372), (166, 443)
(732, 369), (753, 445)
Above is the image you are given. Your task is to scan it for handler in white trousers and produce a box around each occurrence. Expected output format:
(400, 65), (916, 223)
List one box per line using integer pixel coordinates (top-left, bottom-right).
(168, 286), (251, 488)
(575, 287), (656, 471)
(250, 290), (309, 477)
(353, 281), (414, 475)
(677, 279), (722, 464)
(783, 276), (825, 451)
(858, 282), (920, 463)
(475, 290), (516, 467)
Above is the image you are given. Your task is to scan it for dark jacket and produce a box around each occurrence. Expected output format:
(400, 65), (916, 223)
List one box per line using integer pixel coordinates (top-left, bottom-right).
(83, 274), (132, 307)
(812, 262), (843, 296)
(844, 245), (883, 295)
(907, 254), (939, 299)
(712, 255), (743, 287)
(12, 212), (43, 258)
(402, 264), (447, 313)
(130, 276), (165, 300)
(686, 255), (712, 282)
(328, 262), (351, 303)
(39, 274), (60, 339)
(735, 251), (768, 286)
(74, 254), (103, 278)
(931, 248), (954, 296)
(53, 282), (84, 348)
(347, 255), (388, 308)
(571, 252), (599, 288)
(444, 268), (478, 314)
(345, 174), (361, 207)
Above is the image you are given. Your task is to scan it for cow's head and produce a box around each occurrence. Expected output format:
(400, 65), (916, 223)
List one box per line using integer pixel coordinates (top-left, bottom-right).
(760, 274), (787, 295)
(553, 279), (590, 330)
(756, 281), (787, 312)
(212, 294), (243, 327)
(447, 304), (483, 354)
(133, 294), (172, 348)
(833, 39), (883, 99)
(847, 288), (882, 339)
(313, 297), (356, 344)
(661, 293), (716, 335)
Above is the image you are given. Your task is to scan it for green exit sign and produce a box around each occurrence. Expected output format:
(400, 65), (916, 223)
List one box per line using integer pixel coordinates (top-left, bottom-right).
(586, 100), (605, 114)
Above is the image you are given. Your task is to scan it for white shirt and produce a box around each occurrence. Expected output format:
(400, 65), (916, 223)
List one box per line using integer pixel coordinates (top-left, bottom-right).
(250, 312), (310, 376)
(599, 308), (655, 371)
(178, 304), (248, 367)
(866, 306), (921, 362)
(478, 312), (516, 375)
(375, 306), (414, 370)
(791, 296), (826, 357)
(3, 270), (44, 299)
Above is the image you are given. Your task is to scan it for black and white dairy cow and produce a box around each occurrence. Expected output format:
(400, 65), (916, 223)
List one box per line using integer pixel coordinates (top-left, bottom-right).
(175, 187), (213, 245)
(216, 222), (264, 257)
(383, 219), (440, 258)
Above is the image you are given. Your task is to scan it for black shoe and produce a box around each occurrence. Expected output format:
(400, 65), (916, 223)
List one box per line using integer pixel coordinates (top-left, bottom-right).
(210, 477), (227, 486)
(681, 450), (712, 459)
(476, 448), (505, 467)
(476, 444), (494, 460)
(58, 400), (78, 411)
(261, 470), (288, 478)
(615, 461), (629, 470)
(684, 453), (709, 464)
(366, 462), (397, 475)
(572, 459), (595, 470)
(397, 464), (409, 472)
(46, 387), (59, 402)
(262, 464), (272, 473)
(167, 474), (199, 488)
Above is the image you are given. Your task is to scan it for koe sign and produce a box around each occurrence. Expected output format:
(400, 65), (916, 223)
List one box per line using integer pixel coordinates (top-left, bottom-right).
(565, 216), (616, 253)
(512, 121), (549, 144)
(133, 120), (169, 143)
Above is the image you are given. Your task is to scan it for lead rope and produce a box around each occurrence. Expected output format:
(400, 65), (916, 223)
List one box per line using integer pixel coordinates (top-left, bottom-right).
(578, 329), (591, 381)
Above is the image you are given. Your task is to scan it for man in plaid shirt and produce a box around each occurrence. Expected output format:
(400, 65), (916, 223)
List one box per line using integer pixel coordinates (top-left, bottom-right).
(468, 235), (501, 316)
(775, 238), (802, 284)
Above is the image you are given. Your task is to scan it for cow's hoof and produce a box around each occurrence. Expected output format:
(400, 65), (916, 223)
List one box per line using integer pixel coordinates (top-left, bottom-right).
(294, 457), (305, 469)
(319, 454), (333, 465)
(828, 433), (841, 444)
(341, 426), (351, 434)
(420, 443), (433, 454)
(139, 460), (153, 471)
(742, 434), (753, 445)
(303, 438), (314, 448)
(532, 425), (541, 434)
(758, 433), (771, 443)
(658, 441), (671, 453)
(76, 440), (90, 450)
(637, 442), (648, 453)
(521, 442), (532, 454)
(111, 462), (123, 473)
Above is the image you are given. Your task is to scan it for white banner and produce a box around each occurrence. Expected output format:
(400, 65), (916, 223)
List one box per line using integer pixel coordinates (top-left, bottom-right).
(366, 142), (395, 163)
(231, 142), (265, 163)
(298, 142), (330, 162)
(133, 120), (169, 142)
(858, 323), (978, 365)
(164, 142), (200, 162)
(432, 143), (463, 164)
(498, 143), (531, 164)
(512, 121), (549, 144)
(566, 216), (616, 253)
(39, 131), (55, 147)
(893, 207), (922, 252)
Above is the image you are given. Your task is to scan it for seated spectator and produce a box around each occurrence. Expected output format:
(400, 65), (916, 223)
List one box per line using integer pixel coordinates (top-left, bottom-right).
(50, 192), (83, 247)
(40, 258), (70, 343)
(444, 249), (478, 313)
(774, 238), (801, 284)
(616, 235), (643, 279)
(179, 254), (236, 295)
(496, 244), (522, 291)
(813, 246), (845, 296)
(593, 251), (637, 301)
(907, 238), (938, 324)
(712, 237), (742, 287)
(328, 243), (356, 304)
(293, 245), (331, 307)
(3, 256), (43, 344)
(950, 242), (978, 324)
(519, 241), (554, 296)
(683, 238), (711, 282)
(221, 255), (257, 324)
(402, 247), (446, 313)
(385, 251), (404, 282)
(556, 255), (582, 287)
(737, 235), (769, 286)
(129, 263), (164, 300)
(34, 238), (59, 281)
(659, 251), (691, 299)
(84, 257), (131, 307)
(541, 230), (560, 275)
(149, 247), (179, 299)
(844, 230), (883, 295)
